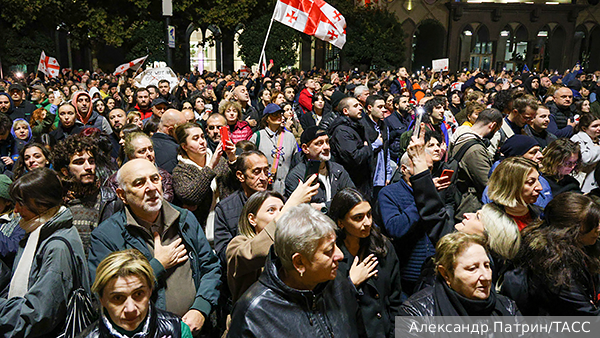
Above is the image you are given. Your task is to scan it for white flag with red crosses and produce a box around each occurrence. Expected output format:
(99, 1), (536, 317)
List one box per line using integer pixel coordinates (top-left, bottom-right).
(38, 51), (60, 78)
(273, 0), (346, 49)
(113, 55), (148, 76)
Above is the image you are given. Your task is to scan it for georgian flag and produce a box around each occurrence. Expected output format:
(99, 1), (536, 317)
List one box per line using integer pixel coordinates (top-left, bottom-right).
(273, 0), (346, 49)
(260, 51), (268, 76)
(38, 51), (60, 78)
(113, 55), (148, 76)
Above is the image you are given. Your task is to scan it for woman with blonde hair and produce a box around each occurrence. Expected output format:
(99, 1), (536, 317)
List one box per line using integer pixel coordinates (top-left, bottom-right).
(220, 101), (252, 144)
(487, 156), (543, 231)
(399, 232), (519, 316)
(80, 249), (193, 337)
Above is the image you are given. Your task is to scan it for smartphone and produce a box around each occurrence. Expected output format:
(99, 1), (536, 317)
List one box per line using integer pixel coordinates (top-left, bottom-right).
(219, 126), (230, 145)
(53, 90), (61, 97)
(440, 169), (454, 180)
(269, 59), (274, 65)
(304, 160), (321, 183)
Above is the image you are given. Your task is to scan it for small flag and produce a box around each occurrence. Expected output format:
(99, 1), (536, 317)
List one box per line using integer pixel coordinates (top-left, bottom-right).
(260, 52), (268, 77)
(114, 55), (148, 76)
(38, 51), (60, 78)
(523, 64), (530, 73)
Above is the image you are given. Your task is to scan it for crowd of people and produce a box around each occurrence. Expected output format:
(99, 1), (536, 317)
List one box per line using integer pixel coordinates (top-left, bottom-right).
(0, 62), (600, 337)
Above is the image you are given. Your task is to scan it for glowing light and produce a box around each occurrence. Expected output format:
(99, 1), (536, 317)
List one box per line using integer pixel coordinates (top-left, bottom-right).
(464, 30), (473, 36)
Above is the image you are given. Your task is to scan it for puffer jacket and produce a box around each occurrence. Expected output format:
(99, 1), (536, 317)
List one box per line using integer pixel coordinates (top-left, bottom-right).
(228, 248), (366, 338)
(399, 284), (519, 316)
(78, 304), (186, 338)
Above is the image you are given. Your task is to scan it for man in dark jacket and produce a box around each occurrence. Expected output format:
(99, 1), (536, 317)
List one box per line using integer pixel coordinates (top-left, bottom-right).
(152, 109), (186, 173)
(228, 205), (363, 338)
(89, 159), (221, 335)
(361, 95), (392, 200)
(329, 97), (373, 199)
(158, 79), (181, 109)
(385, 95), (412, 162)
(285, 127), (355, 210)
(213, 150), (269, 266)
(545, 86), (577, 138)
(7, 84), (35, 121)
(378, 131), (454, 296)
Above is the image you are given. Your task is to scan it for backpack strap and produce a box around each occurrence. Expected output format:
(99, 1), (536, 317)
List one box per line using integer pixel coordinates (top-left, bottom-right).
(39, 236), (81, 289)
(453, 137), (484, 163)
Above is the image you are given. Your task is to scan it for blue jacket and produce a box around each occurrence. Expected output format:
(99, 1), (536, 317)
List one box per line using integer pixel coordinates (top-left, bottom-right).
(88, 204), (221, 317)
(378, 171), (454, 283)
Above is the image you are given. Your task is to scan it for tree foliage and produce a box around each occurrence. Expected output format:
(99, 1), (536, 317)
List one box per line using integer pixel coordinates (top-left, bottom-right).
(237, 13), (302, 70)
(124, 20), (166, 64)
(332, 1), (405, 70)
(0, 25), (55, 70)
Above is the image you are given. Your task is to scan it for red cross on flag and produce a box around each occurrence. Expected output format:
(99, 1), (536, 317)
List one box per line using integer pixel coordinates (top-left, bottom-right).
(273, 0), (346, 49)
(113, 55), (148, 76)
(38, 51), (60, 79)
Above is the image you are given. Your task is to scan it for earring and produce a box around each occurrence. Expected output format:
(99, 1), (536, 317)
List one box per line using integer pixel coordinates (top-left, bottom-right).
(300, 271), (304, 277)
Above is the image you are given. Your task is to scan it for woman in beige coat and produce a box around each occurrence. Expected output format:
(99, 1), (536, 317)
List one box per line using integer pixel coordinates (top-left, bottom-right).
(226, 174), (319, 303)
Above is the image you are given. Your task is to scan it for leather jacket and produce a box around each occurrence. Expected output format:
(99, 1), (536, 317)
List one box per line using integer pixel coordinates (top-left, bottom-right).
(78, 304), (182, 338)
(228, 248), (365, 338)
(399, 284), (519, 316)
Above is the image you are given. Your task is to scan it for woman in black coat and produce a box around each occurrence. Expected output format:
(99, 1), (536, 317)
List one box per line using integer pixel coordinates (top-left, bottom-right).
(501, 192), (600, 315)
(329, 187), (403, 338)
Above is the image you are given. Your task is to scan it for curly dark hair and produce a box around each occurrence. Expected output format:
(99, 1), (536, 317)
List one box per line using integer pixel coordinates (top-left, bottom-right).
(52, 133), (99, 180)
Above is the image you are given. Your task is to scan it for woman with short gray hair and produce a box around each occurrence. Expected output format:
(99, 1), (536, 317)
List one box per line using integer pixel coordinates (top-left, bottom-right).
(228, 204), (364, 337)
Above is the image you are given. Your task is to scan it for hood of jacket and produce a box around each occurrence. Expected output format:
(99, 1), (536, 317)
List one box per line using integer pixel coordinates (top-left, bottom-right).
(0, 92), (14, 114)
(327, 114), (363, 135)
(72, 91), (93, 124)
(523, 75), (540, 95)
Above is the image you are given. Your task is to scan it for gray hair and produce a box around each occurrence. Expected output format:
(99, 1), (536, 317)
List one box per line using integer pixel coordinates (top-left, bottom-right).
(274, 204), (337, 271)
(354, 85), (369, 98)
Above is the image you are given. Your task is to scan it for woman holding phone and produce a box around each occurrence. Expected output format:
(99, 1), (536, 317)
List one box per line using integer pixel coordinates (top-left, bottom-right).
(172, 122), (237, 228)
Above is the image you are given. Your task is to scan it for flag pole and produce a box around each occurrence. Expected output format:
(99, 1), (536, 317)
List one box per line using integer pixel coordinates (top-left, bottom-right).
(258, 10), (276, 72)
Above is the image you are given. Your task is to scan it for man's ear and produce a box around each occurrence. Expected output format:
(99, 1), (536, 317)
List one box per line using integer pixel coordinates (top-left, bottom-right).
(489, 121), (497, 132)
(116, 188), (128, 205)
(236, 170), (245, 183)
(60, 167), (69, 178)
(301, 144), (310, 155)
(292, 252), (306, 276)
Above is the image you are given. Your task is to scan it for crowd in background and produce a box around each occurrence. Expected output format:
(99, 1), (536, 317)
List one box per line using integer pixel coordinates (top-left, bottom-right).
(1, 62), (600, 337)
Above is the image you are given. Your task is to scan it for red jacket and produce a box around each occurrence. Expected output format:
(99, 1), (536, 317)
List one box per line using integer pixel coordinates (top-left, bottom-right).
(298, 88), (313, 113)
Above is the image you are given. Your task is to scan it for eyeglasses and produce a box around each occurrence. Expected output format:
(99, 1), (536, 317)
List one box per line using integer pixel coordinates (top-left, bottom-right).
(207, 125), (225, 130)
(562, 161), (578, 167)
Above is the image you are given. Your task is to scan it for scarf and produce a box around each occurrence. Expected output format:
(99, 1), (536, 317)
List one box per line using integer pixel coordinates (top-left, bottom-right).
(8, 205), (64, 298)
(433, 276), (504, 316)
